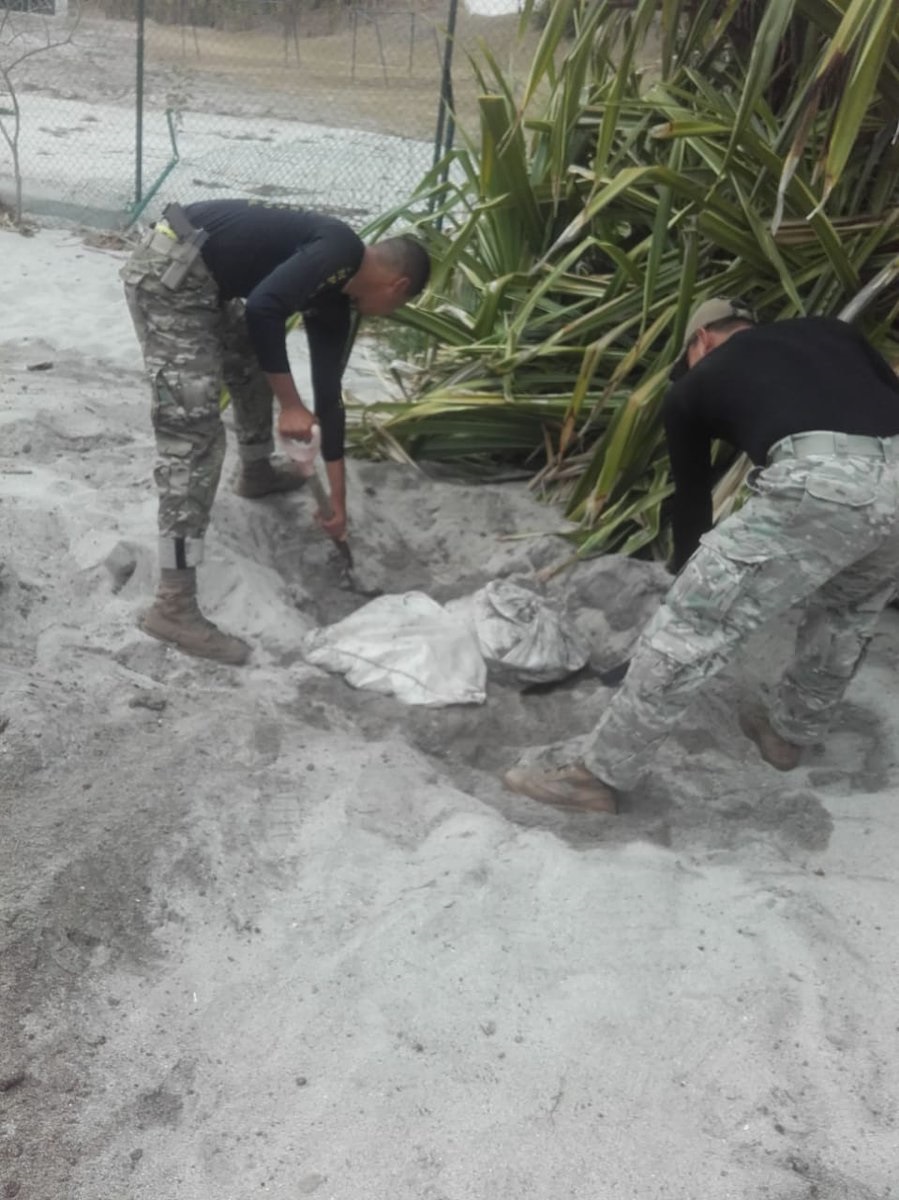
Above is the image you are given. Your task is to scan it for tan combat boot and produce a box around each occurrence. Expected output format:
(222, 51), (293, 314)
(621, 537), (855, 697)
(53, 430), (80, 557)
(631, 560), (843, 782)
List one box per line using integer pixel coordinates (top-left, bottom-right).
(739, 709), (802, 771)
(234, 459), (306, 499)
(502, 763), (618, 813)
(140, 568), (251, 666)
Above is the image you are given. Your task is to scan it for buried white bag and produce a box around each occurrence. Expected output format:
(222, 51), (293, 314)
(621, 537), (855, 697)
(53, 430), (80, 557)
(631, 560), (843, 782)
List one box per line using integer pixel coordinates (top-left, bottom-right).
(449, 579), (589, 686)
(303, 591), (486, 707)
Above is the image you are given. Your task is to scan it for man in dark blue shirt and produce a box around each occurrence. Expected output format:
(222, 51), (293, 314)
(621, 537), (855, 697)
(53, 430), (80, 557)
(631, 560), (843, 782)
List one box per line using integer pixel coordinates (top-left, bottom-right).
(121, 199), (429, 665)
(503, 299), (899, 814)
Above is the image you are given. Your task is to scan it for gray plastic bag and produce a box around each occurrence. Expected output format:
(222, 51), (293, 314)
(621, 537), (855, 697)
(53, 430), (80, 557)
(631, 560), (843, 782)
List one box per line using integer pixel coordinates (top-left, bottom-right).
(450, 580), (589, 686)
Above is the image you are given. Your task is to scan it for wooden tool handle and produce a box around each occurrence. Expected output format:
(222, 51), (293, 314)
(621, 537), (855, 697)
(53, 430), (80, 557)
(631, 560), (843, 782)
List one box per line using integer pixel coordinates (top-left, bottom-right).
(306, 472), (333, 519)
(306, 471), (353, 566)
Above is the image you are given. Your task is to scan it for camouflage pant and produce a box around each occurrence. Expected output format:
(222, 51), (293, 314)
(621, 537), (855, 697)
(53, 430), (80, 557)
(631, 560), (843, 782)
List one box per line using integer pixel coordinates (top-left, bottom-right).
(121, 228), (276, 559)
(584, 441), (899, 789)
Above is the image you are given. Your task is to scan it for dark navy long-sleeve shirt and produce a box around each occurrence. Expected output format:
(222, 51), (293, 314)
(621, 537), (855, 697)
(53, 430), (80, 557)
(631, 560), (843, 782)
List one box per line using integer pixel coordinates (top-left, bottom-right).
(183, 199), (365, 461)
(663, 317), (899, 570)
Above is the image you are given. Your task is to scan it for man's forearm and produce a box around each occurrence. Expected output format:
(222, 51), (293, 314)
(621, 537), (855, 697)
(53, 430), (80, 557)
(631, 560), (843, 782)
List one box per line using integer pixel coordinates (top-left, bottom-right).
(265, 372), (307, 413)
(324, 457), (346, 516)
(670, 490), (713, 572)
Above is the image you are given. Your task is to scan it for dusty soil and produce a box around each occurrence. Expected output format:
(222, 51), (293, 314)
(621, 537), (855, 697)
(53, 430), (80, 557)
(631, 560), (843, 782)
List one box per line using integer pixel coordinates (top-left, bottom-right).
(1, 165), (897, 1200)
(17, 3), (540, 140)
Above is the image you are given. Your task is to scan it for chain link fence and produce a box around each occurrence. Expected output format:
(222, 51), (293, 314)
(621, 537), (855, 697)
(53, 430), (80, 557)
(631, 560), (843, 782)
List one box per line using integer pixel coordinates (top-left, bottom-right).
(0, 0), (533, 228)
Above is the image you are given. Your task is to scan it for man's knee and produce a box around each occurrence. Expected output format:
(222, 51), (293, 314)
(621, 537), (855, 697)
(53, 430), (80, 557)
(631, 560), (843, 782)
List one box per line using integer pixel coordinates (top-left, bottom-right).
(153, 378), (226, 482)
(669, 544), (762, 622)
(629, 596), (732, 697)
(151, 368), (222, 430)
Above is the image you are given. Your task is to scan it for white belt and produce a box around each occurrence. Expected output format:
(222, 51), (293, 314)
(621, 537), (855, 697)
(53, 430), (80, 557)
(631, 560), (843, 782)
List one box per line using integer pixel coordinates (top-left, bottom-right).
(767, 431), (899, 464)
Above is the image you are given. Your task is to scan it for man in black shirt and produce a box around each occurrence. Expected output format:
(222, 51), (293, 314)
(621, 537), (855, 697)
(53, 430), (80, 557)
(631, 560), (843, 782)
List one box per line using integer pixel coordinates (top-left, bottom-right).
(121, 199), (430, 665)
(504, 299), (899, 814)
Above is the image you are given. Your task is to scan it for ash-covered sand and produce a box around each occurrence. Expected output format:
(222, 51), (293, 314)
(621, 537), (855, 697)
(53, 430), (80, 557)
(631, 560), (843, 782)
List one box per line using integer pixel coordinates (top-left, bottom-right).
(1, 227), (898, 1200)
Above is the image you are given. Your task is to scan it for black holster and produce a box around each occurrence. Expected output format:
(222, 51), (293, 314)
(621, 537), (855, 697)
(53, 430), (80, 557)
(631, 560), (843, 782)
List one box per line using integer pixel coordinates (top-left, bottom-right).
(159, 203), (209, 292)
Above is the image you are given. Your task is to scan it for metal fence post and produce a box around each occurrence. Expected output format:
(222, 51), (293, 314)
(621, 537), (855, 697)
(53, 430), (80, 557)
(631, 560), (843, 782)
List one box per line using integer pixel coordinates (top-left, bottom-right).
(135, 0), (145, 209)
(12, 0), (528, 226)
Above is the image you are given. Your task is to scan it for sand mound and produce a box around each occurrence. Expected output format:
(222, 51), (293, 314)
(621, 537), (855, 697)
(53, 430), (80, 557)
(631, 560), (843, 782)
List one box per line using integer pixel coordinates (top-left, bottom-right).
(2, 228), (898, 1200)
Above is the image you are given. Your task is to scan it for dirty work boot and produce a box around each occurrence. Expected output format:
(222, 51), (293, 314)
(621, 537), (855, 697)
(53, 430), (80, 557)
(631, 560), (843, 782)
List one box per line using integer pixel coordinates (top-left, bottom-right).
(502, 763), (618, 814)
(234, 458), (306, 499)
(739, 709), (801, 772)
(140, 568), (251, 666)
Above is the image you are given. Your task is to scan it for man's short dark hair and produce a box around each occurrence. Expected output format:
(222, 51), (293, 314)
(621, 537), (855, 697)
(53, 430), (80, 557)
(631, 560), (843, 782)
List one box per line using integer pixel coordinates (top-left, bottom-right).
(377, 235), (430, 297)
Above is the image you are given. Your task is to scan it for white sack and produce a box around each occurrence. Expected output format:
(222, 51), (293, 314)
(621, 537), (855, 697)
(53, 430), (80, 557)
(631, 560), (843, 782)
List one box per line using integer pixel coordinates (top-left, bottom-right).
(449, 579), (589, 686)
(303, 591), (486, 707)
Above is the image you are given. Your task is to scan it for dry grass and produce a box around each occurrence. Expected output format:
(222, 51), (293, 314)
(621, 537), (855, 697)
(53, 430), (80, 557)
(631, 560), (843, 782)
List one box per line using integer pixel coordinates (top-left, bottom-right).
(144, 6), (549, 141)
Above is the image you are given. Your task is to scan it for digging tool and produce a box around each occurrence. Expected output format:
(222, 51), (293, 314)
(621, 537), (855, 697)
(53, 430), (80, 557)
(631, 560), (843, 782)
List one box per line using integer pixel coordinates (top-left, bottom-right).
(280, 429), (381, 597)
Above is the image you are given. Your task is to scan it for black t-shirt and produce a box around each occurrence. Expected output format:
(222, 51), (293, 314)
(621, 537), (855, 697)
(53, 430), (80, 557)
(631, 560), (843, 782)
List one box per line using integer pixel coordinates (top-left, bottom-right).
(184, 199), (365, 461)
(663, 316), (899, 569)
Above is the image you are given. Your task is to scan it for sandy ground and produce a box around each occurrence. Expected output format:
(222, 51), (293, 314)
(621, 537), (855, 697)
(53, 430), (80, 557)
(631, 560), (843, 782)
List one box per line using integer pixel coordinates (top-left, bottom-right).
(2, 225), (899, 1200)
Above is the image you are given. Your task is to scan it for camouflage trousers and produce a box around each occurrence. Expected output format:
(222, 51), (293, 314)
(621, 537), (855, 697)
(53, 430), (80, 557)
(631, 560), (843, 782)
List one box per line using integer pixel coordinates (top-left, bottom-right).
(121, 227), (276, 564)
(584, 437), (899, 789)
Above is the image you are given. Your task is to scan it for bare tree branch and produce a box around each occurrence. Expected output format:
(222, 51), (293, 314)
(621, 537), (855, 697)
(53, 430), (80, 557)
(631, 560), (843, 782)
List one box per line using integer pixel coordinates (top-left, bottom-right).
(0, 2), (81, 227)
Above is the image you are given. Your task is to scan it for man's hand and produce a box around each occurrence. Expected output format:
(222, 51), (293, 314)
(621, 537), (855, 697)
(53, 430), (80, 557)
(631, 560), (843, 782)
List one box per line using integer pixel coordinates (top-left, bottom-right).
(319, 458), (348, 542)
(278, 405), (318, 442)
(317, 504), (347, 542)
(266, 372), (317, 442)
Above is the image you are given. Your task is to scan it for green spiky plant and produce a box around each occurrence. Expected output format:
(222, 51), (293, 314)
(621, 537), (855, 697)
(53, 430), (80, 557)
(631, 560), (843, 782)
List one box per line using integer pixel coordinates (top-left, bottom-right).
(354, 0), (899, 563)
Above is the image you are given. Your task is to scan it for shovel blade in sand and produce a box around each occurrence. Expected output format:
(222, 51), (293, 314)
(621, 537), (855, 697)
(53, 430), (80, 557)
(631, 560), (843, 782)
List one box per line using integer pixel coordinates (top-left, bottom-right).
(281, 435), (380, 596)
